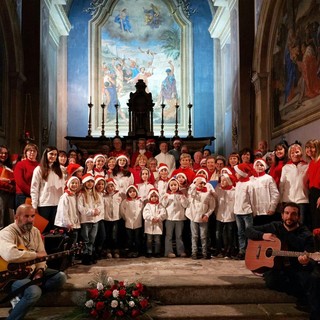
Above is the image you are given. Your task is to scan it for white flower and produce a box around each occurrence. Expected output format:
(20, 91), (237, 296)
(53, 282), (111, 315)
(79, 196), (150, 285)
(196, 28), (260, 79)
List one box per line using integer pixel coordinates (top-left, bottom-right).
(111, 300), (118, 308)
(112, 289), (119, 298)
(107, 277), (114, 286)
(85, 300), (94, 308)
(96, 282), (104, 291)
(129, 301), (135, 308)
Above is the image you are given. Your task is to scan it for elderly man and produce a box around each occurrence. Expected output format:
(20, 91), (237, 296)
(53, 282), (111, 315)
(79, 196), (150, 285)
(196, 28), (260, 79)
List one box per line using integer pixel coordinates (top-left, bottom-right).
(155, 142), (176, 175)
(0, 204), (66, 320)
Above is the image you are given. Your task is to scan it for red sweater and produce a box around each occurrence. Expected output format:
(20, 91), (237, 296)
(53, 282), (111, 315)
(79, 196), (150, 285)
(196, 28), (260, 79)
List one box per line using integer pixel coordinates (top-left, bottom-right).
(269, 160), (285, 187)
(307, 159), (320, 189)
(13, 159), (39, 195)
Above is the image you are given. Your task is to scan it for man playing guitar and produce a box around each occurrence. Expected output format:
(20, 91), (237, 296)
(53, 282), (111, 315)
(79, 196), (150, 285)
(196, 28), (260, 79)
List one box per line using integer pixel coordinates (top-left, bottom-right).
(0, 204), (66, 320)
(246, 202), (320, 320)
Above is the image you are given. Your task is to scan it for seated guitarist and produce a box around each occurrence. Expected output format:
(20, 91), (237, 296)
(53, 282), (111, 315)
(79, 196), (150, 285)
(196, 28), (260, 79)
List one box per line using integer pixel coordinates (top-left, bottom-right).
(246, 202), (320, 320)
(0, 204), (66, 320)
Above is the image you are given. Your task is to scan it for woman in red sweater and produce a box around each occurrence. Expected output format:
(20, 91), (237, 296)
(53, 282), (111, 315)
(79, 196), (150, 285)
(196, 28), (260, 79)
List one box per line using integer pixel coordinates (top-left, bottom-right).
(306, 139), (320, 231)
(13, 143), (39, 208)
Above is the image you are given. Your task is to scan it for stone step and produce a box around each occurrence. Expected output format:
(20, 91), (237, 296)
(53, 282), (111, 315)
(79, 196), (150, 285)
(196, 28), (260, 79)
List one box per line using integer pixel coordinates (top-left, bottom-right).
(0, 304), (309, 320)
(0, 258), (309, 319)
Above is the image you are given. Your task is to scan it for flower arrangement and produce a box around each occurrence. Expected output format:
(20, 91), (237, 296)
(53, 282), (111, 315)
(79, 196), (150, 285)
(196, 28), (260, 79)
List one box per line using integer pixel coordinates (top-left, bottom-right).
(84, 272), (151, 319)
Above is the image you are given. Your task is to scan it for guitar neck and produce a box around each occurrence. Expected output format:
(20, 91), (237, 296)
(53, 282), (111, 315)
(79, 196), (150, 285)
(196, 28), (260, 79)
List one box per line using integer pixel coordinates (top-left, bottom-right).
(273, 250), (308, 259)
(7, 249), (71, 271)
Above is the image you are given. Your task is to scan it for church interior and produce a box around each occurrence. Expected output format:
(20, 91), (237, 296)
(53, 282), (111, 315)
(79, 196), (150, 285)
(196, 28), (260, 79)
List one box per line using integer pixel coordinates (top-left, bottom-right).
(1, 0), (319, 156)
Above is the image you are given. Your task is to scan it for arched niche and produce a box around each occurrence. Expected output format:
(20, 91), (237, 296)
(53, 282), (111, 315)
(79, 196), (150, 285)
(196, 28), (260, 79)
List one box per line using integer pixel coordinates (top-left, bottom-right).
(87, 0), (193, 137)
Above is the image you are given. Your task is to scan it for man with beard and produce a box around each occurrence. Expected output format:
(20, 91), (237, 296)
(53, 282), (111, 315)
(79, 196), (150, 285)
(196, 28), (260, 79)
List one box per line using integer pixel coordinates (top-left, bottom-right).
(246, 202), (320, 320)
(0, 204), (66, 320)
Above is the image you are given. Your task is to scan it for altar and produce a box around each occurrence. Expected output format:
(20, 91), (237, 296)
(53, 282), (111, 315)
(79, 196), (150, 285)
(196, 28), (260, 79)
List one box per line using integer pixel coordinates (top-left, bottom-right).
(65, 80), (215, 154)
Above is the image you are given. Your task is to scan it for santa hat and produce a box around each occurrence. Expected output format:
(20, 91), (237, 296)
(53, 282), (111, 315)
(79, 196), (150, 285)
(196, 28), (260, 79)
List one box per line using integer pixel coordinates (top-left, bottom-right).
(220, 173), (234, 187)
(148, 188), (159, 199)
(176, 172), (187, 181)
(94, 175), (105, 186)
(126, 184), (139, 195)
(196, 169), (208, 180)
(234, 163), (252, 178)
(116, 155), (129, 163)
(168, 176), (179, 186)
(221, 167), (233, 175)
(85, 157), (94, 164)
(66, 176), (80, 189)
(193, 175), (207, 184)
(200, 158), (207, 166)
(146, 139), (156, 146)
(106, 177), (117, 186)
(254, 149), (263, 157)
(93, 154), (106, 164)
(82, 173), (94, 184)
(253, 158), (268, 171)
(67, 163), (83, 177)
(158, 163), (169, 172)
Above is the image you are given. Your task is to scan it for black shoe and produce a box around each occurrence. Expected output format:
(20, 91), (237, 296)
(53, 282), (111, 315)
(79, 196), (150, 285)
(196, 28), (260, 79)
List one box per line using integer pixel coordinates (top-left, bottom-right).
(234, 252), (245, 260)
(202, 253), (211, 260)
(82, 255), (93, 265)
(154, 253), (161, 258)
(146, 253), (152, 258)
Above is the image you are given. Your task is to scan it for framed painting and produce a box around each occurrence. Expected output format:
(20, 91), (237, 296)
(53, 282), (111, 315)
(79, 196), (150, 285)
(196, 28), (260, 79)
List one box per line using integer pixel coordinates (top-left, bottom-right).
(89, 0), (192, 137)
(271, 0), (320, 137)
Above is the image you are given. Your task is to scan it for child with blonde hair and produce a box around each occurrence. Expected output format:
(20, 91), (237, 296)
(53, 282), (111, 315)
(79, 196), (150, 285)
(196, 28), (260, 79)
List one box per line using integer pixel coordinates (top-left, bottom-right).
(78, 173), (104, 265)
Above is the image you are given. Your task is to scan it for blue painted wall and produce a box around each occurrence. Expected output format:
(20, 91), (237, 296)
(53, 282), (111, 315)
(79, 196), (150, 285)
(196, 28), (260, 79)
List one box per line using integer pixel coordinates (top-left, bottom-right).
(67, 0), (214, 138)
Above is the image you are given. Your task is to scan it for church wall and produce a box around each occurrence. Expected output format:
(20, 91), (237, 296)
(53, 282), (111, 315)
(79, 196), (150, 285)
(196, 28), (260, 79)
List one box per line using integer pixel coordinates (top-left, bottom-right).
(67, 0), (215, 140)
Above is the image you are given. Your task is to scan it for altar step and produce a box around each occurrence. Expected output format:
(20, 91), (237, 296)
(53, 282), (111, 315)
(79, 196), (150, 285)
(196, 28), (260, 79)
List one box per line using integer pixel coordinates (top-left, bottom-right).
(0, 257), (309, 319)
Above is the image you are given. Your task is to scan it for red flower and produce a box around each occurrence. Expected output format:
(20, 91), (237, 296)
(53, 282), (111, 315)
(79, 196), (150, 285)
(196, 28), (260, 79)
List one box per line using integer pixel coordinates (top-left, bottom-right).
(119, 289), (126, 297)
(96, 301), (104, 311)
(140, 299), (149, 309)
(136, 282), (144, 292)
(102, 310), (110, 319)
(313, 228), (320, 237)
(119, 281), (125, 287)
(103, 290), (112, 298)
(90, 309), (98, 317)
(132, 309), (141, 317)
(111, 284), (118, 291)
(132, 290), (140, 297)
(88, 288), (99, 299)
(116, 310), (124, 316)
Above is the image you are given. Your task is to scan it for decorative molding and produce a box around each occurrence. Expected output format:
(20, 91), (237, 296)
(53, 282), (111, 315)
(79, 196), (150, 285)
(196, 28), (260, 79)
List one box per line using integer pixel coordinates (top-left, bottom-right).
(251, 72), (268, 94)
(44, 0), (71, 46)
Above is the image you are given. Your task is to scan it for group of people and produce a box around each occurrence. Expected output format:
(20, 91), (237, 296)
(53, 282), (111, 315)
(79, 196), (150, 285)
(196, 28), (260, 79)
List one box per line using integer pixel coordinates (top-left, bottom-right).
(0, 136), (320, 319)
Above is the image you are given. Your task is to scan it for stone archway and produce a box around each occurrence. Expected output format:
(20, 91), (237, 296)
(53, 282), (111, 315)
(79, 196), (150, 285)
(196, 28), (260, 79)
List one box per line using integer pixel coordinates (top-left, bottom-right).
(251, 0), (284, 147)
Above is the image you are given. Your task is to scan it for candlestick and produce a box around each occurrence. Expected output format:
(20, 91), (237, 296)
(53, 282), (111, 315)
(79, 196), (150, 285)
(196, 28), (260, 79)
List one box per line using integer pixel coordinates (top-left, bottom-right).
(174, 102), (180, 138)
(187, 103), (193, 138)
(100, 102), (106, 137)
(160, 103), (166, 138)
(115, 103), (119, 137)
(87, 99), (93, 138)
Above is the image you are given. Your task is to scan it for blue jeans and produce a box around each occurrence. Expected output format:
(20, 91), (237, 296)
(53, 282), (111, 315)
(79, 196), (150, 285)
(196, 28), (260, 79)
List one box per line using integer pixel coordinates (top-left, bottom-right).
(146, 234), (161, 254)
(235, 214), (253, 253)
(81, 222), (98, 255)
(165, 220), (185, 256)
(190, 221), (208, 255)
(7, 268), (66, 320)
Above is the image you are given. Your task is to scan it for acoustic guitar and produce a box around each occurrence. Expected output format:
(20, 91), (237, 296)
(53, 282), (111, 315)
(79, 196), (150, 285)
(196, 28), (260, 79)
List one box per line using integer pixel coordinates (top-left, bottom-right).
(0, 243), (82, 290)
(245, 238), (320, 272)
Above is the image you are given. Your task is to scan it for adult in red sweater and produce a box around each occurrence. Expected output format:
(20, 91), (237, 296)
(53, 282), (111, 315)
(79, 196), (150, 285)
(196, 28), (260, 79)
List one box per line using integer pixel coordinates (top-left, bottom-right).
(13, 143), (39, 208)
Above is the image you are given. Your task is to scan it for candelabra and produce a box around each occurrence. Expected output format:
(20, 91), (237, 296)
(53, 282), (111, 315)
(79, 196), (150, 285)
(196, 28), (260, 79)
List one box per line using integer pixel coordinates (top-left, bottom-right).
(174, 103), (180, 138)
(87, 98), (93, 138)
(187, 103), (193, 138)
(115, 103), (119, 137)
(160, 102), (166, 138)
(100, 102), (106, 137)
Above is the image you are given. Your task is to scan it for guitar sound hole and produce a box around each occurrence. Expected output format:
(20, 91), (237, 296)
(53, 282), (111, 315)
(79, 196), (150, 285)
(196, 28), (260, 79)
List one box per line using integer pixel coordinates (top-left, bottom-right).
(265, 248), (273, 258)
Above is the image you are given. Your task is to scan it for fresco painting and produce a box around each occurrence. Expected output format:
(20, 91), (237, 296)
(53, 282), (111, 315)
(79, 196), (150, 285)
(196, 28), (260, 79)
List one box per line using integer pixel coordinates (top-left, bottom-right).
(272, 0), (320, 131)
(100, 0), (183, 130)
